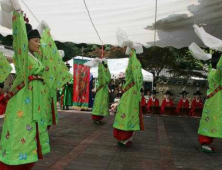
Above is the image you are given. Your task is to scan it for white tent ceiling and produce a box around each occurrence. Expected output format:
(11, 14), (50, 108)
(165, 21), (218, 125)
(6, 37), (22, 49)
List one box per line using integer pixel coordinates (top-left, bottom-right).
(0, 0), (222, 48)
(68, 56), (153, 82)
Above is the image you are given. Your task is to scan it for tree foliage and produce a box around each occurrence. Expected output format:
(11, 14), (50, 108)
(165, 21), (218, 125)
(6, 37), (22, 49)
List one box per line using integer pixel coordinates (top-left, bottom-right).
(137, 46), (206, 79)
(88, 46), (126, 58)
(0, 35), (13, 47)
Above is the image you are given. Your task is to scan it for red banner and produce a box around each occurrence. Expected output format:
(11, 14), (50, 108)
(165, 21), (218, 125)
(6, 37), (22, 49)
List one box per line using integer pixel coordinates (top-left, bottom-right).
(73, 59), (90, 109)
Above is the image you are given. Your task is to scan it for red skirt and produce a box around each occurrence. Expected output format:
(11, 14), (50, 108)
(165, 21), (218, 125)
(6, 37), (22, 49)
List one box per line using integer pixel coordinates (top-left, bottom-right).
(0, 94), (7, 116)
(113, 128), (133, 141)
(0, 104), (6, 116)
(92, 115), (104, 121)
(0, 162), (35, 170)
(113, 102), (144, 141)
(198, 135), (213, 145)
(139, 103), (145, 131)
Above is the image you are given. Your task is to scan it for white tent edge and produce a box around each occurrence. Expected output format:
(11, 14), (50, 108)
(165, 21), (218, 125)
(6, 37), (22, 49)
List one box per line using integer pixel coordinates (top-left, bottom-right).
(68, 56), (153, 82)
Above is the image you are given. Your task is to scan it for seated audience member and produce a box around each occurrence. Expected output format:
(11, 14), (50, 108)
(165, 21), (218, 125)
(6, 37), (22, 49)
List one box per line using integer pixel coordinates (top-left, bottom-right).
(176, 88), (189, 115)
(161, 90), (174, 115)
(190, 88), (203, 116)
(147, 89), (159, 113)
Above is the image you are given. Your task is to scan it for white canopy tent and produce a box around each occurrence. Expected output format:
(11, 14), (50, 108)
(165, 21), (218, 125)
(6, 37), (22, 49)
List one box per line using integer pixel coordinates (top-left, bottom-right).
(8, 56), (153, 82)
(0, 0), (222, 48)
(68, 56), (153, 82)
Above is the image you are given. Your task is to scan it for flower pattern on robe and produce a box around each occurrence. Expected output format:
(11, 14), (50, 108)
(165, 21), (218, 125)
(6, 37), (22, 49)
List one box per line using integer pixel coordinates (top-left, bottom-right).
(113, 50), (143, 131)
(92, 63), (111, 117)
(0, 11), (50, 165)
(198, 58), (222, 138)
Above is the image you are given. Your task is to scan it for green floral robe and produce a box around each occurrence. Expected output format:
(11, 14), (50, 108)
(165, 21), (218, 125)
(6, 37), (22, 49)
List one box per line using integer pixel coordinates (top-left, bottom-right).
(0, 11), (50, 165)
(63, 79), (73, 106)
(92, 63), (111, 116)
(0, 52), (12, 83)
(198, 56), (222, 138)
(37, 28), (72, 125)
(113, 50), (143, 131)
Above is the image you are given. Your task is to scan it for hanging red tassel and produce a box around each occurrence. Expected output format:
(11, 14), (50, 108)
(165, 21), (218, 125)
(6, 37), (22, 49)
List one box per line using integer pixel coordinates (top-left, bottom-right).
(23, 13), (29, 23)
(100, 45), (104, 59)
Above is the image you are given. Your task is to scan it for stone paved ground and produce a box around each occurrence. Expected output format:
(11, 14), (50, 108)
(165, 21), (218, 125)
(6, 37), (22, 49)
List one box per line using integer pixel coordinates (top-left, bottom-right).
(1, 111), (222, 170)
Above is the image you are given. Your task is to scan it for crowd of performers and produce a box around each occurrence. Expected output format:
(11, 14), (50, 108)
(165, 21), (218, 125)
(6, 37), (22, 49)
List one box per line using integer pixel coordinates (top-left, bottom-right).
(86, 48), (144, 147)
(0, 1), (221, 170)
(0, 1), (144, 168)
(89, 23), (222, 153)
(140, 87), (204, 117)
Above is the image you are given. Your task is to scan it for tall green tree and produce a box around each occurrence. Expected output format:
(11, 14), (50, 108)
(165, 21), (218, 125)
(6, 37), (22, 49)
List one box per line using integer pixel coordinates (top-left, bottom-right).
(138, 46), (206, 79)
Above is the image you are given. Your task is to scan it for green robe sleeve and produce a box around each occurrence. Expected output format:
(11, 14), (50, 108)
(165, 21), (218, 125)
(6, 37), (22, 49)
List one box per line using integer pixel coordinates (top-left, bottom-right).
(57, 66), (73, 88)
(208, 64), (212, 74)
(130, 49), (143, 94)
(130, 49), (143, 100)
(105, 65), (111, 84)
(216, 55), (222, 72)
(12, 11), (29, 85)
(39, 28), (72, 89)
(0, 52), (12, 83)
(215, 55), (222, 86)
(98, 63), (106, 86)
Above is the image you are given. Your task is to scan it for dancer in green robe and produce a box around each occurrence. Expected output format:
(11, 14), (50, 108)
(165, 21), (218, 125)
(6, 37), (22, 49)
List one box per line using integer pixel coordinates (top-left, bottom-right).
(63, 76), (73, 110)
(92, 60), (111, 124)
(198, 52), (222, 152)
(0, 11), (50, 168)
(113, 49), (144, 146)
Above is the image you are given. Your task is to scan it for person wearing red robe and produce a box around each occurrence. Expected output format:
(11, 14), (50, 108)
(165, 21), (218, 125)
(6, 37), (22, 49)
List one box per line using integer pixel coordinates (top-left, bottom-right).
(176, 89), (189, 114)
(140, 89), (146, 114)
(147, 89), (159, 112)
(144, 89), (151, 103)
(0, 83), (7, 117)
(190, 89), (203, 117)
(161, 90), (174, 115)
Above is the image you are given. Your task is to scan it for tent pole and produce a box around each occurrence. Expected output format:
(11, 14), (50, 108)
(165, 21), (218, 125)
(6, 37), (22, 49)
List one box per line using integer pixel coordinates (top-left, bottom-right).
(10, 74), (14, 81)
(154, 0), (158, 46)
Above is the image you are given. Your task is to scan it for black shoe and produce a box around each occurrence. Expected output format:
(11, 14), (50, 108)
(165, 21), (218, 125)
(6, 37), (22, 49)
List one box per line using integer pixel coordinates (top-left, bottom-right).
(118, 142), (125, 146)
(118, 141), (132, 147)
(201, 145), (215, 153)
(93, 120), (103, 125)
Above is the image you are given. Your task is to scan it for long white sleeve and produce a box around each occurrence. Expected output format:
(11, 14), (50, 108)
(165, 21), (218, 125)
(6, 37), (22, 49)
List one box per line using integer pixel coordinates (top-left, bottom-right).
(0, 0), (21, 29)
(116, 28), (143, 54)
(194, 24), (222, 52)
(189, 42), (212, 61)
(37, 20), (50, 36)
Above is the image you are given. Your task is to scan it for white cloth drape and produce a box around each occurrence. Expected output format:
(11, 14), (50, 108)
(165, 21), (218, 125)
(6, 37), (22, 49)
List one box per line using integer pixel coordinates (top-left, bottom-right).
(194, 24), (222, 52)
(37, 20), (50, 36)
(84, 58), (107, 68)
(116, 28), (143, 55)
(0, 0), (21, 29)
(188, 42), (212, 61)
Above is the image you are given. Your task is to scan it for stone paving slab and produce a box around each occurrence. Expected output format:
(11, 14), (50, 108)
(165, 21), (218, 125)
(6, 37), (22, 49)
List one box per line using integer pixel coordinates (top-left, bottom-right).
(1, 112), (222, 170)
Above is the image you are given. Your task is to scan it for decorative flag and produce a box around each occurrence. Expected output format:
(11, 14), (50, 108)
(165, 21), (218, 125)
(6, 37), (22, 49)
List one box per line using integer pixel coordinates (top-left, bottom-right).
(73, 59), (90, 109)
